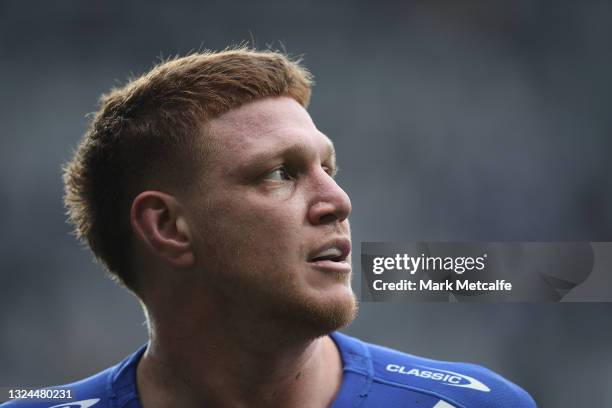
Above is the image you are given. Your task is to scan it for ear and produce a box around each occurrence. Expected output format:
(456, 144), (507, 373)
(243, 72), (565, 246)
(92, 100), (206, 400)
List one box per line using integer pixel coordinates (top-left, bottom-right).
(130, 191), (195, 269)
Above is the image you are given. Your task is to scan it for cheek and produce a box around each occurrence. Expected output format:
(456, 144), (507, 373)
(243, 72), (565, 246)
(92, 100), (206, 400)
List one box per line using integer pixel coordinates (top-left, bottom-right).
(226, 189), (304, 230)
(196, 196), (306, 264)
(228, 202), (296, 236)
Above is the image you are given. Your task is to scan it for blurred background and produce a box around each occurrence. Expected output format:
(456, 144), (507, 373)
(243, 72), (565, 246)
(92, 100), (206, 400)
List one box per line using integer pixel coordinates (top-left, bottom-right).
(1, 1), (611, 406)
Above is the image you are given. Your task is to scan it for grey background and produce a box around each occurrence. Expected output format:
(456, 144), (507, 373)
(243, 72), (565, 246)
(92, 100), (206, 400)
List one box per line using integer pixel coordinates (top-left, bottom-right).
(1, 1), (611, 406)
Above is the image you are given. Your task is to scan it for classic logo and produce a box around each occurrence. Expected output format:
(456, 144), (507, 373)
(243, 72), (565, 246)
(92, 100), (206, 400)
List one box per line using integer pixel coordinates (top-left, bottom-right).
(386, 364), (491, 392)
(49, 399), (100, 408)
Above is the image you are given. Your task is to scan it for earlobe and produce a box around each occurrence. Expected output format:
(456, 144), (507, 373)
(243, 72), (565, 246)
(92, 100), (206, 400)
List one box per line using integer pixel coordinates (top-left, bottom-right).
(130, 191), (195, 269)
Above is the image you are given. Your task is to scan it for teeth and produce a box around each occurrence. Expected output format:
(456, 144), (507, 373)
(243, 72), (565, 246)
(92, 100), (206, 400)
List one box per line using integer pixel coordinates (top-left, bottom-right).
(313, 247), (342, 260)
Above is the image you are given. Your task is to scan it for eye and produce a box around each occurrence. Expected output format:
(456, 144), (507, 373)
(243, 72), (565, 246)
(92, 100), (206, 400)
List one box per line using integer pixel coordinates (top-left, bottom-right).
(263, 166), (292, 181)
(322, 165), (337, 178)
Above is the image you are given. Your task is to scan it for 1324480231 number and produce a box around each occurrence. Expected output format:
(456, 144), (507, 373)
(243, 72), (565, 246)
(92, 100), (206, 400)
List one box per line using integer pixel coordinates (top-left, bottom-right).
(8, 388), (73, 400)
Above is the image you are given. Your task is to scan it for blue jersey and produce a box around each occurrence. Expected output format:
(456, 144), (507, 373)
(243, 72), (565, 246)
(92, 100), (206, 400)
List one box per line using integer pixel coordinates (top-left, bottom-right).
(1, 332), (536, 407)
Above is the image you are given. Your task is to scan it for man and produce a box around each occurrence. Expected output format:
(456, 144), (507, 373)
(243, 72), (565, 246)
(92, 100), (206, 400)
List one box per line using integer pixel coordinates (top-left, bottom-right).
(2, 48), (536, 407)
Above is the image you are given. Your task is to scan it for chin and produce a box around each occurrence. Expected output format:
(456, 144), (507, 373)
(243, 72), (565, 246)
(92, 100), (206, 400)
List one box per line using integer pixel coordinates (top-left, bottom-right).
(275, 287), (358, 339)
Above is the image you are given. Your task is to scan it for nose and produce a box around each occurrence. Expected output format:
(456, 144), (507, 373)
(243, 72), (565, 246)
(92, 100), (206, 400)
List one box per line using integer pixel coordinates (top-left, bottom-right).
(307, 169), (352, 225)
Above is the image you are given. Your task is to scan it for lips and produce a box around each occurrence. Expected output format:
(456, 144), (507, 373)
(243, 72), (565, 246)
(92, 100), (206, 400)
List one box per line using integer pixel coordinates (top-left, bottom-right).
(308, 239), (351, 263)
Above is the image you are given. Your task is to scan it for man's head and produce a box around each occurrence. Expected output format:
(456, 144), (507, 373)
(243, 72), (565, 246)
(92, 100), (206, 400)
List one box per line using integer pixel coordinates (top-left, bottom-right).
(63, 48), (356, 336)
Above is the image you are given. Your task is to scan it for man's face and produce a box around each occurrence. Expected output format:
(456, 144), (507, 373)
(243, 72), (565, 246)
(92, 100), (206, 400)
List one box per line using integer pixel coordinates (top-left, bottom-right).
(185, 96), (356, 335)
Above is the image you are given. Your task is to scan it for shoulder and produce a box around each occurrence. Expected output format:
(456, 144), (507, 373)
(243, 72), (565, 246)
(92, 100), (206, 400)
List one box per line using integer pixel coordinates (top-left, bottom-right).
(331, 332), (537, 408)
(1, 345), (146, 408)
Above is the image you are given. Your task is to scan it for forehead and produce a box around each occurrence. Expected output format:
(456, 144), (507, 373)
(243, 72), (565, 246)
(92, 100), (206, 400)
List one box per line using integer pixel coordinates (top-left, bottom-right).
(206, 96), (334, 160)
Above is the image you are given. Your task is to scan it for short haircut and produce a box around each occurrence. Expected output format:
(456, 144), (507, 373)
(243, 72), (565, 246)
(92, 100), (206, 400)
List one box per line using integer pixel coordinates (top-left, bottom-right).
(63, 47), (313, 294)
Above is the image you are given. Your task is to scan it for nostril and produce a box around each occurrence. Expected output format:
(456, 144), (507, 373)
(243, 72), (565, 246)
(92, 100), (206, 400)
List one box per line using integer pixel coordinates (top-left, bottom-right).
(308, 200), (349, 226)
(318, 213), (337, 225)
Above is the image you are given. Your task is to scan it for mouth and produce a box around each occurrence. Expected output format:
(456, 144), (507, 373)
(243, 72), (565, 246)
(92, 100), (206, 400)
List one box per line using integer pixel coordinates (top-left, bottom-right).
(308, 238), (352, 273)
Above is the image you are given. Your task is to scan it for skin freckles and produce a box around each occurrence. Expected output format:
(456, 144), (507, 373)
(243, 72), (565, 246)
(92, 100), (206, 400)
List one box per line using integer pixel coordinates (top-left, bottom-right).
(183, 96), (356, 337)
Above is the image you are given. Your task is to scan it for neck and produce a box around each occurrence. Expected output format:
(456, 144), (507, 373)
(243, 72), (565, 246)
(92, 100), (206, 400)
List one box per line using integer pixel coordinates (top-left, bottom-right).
(136, 296), (344, 408)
